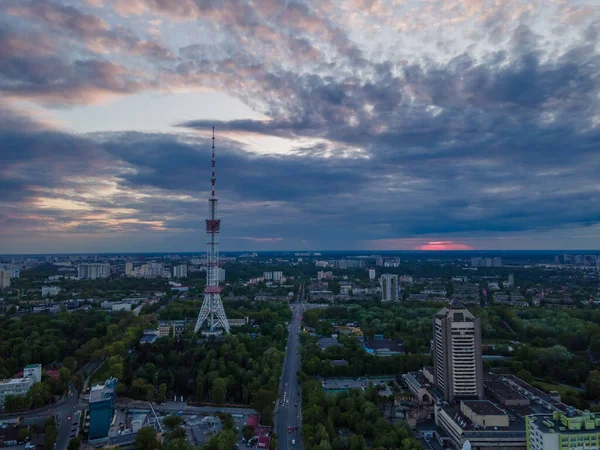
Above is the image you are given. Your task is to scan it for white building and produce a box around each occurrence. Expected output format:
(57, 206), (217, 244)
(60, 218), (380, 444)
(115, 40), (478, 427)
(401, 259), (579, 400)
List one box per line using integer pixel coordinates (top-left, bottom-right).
(272, 271), (283, 282)
(173, 264), (188, 278)
(125, 262), (133, 276)
(78, 263), (110, 280)
(0, 377), (34, 405)
(217, 268), (226, 282)
(111, 303), (132, 312)
(41, 286), (61, 297)
(263, 271), (273, 280)
(368, 268), (376, 280)
(433, 306), (484, 402)
(508, 273), (514, 288)
(23, 364), (41, 383)
(380, 274), (399, 301)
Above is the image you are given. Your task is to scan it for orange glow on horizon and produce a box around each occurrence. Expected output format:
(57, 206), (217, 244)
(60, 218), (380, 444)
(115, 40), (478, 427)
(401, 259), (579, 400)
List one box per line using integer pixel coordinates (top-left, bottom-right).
(417, 241), (474, 251)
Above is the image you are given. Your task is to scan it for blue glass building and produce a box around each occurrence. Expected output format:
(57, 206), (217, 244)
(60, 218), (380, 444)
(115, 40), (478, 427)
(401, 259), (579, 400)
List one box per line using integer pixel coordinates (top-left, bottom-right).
(89, 377), (117, 440)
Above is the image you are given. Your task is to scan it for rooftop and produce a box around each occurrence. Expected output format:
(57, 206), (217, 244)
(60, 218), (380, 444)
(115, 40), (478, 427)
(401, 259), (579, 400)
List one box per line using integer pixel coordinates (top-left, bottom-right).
(318, 337), (339, 350)
(462, 400), (507, 417)
(24, 364), (41, 369)
(530, 411), (600, 434)
(89, 377), (118, 403)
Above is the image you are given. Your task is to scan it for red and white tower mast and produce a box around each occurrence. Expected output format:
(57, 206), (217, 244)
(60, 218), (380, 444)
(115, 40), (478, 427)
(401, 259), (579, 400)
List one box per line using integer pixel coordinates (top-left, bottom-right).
(194, 127), (230, 334)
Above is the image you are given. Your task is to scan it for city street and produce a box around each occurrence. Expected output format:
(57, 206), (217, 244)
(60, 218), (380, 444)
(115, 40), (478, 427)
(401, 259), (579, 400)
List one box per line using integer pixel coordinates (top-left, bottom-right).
(276, 301), (304, 450)
(54, 387), (79, 450)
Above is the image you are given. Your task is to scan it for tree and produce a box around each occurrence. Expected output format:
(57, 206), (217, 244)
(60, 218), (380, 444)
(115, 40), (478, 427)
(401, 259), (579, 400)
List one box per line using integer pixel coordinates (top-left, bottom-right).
(28, 382), (51, 408)
(158, 383), (167, 403)
(59, 367), (72, 385)
(44, 417), (57, 450)
(211, 377), (227, 404)
(63, 356), (77, 372)
(163, 415), (183, 430)
(67, 436), (81, 450)
(586, 370), (600, 399)
(134, 427), (160, 450)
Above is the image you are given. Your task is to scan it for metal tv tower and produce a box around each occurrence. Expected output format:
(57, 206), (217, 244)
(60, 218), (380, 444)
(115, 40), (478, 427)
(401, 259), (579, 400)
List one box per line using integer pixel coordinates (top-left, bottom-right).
(194, 128), (230, 335)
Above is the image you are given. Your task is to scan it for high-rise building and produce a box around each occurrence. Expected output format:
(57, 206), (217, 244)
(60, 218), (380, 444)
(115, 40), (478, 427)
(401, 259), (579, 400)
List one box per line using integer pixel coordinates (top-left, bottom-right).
(78, 263), (110, 280)
(272, 271), (283, 282)
(173, 264), (188, 278)
(508, 273), (514, 288)
(527, 411), (600, 450)
(125, 262), (133, 276)
(89, 377), (118, 440)
(368, 268), (376, 280)
(263, 271), (273, 280)
(0, 270), (10, 289)
(433, 305), (483, 402)
(380, 274), (399, 301)
(217, 268), (226, 282)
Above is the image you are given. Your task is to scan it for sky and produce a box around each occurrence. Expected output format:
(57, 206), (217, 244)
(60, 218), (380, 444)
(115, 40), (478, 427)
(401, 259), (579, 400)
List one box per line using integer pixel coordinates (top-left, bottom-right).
(1, 0), (600, 254)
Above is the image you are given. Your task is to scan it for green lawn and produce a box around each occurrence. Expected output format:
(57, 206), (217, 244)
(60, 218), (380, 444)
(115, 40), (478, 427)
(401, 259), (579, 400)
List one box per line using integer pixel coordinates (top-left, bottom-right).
(532, 380), (581, 397)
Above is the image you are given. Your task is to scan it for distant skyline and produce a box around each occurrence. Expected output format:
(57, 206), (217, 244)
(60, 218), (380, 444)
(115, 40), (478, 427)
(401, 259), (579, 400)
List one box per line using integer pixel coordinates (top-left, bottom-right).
(1, 0), (599, 254)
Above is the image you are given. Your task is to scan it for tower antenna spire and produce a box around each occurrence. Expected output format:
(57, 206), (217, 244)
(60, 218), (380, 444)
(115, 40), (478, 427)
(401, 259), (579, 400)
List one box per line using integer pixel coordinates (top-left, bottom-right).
(194, 127), (230, 335)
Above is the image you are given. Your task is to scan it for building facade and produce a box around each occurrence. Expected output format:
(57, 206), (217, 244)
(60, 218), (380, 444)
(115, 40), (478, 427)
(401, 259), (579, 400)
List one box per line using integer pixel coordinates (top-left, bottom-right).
(380, 274), (399, 301)
(89, 377), (118, 440)
(23, 364), (41, 383)
(433, 305), (484, 402)
(173, 264), (188, 278)
(0, 378), (34, 405)
(78, 263), (111, 280)
(527, 411), (600, 450)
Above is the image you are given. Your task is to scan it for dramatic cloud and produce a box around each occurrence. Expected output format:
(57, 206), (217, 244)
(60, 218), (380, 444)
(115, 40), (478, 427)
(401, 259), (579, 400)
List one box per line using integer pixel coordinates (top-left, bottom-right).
(0, 0), (599, 252)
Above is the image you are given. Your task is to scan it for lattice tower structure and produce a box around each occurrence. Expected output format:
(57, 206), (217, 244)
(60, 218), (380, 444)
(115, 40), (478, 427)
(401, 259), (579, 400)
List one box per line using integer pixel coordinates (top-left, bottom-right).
(194, 128), (230, 334)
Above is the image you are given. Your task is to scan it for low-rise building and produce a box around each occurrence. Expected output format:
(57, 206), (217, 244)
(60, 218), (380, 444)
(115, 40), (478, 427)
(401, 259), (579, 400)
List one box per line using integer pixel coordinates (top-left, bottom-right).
(0, 377), (34, 405)
(527, 410), (600, 450)
(23, 364), (41, 383)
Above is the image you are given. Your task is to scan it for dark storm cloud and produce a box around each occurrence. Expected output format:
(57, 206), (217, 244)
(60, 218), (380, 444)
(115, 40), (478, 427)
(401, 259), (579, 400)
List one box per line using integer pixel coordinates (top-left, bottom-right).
(1, 0), (600, 250)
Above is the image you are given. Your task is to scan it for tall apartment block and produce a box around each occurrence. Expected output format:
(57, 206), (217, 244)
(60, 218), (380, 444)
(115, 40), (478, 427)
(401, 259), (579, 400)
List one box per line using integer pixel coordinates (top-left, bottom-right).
(433, 305), (484, 402)
(380, 273), (399, 301)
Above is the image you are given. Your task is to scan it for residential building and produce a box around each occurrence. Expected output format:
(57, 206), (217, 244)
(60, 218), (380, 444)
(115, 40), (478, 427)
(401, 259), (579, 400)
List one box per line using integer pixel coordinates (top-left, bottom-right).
(173, 264), (188, 278)
(263, 271), (273, 280)
(368, 268), (376, 280)
(217, 268), (225, 282)
(471, 257), (503, 268)
(508, 273), (515, 288)
(41, 286), (61, 297)
(0, 270), (10, 289)
(78, 263), (110, 280)
(526, 410), (600, 450)
(380, 274), (399, 301)
(0, 378), (34, 405)
(433, 305), (484, 402)
(272, 271), (283, 282)
(23, 364), (41, 383)
(125, 262), (133, 276)
(89, 377), (118, 440)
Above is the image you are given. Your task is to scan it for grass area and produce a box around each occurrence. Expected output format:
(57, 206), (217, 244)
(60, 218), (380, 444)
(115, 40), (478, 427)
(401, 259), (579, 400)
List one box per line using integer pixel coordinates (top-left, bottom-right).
(533, 380), (581, 397)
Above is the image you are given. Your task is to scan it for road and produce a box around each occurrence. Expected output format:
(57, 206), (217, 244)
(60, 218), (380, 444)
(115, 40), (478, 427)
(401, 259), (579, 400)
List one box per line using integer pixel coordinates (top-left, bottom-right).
(54, 387), (79, 450)
(276, 300), (304, 450)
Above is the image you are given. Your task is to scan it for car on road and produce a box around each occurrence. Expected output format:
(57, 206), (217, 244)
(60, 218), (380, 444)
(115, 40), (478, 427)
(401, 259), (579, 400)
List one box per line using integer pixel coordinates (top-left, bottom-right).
(67, 416), (71, 421)
(292, 439), (296, 445)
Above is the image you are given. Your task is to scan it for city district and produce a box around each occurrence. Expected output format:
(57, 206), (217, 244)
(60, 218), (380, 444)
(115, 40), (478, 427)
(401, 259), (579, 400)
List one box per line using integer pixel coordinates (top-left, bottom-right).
(0, 251), (599, 450)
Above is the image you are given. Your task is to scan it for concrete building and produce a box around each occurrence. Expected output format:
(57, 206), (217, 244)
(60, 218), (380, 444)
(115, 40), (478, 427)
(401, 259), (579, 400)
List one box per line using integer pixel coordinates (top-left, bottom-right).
(368, 268), (376, 280)
(41, 286), (61, 297)
(272, 271), (283, 282)
(78, 263), (110, 280)
(263, 271), (273, 280)
(0, 378), (34, 405)
(217, 268), (226, 282)
(89, 377), (118, 440)
(508, 273), (515, 288)
(173, 264), (188, 278)
(380, 274), (399, 301)
(433, 305), (484, 402)
(527, 410), (600, 450)
(23, 364), (41, 383)
(0, 270), (10, 289)
(125, 262), (133, 276)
